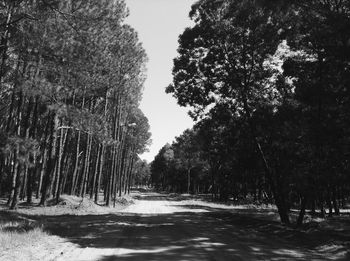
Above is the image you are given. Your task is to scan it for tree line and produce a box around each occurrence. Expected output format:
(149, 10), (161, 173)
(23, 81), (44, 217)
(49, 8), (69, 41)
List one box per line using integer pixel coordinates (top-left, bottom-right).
(0, 0), (151, 209)
(152, 0), (350, 226)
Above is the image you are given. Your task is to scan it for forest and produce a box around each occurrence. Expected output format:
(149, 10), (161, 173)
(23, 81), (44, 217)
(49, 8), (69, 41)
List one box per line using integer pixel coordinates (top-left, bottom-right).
(152, 0), (350, 226)
(0, 0), (349, 230)
(0, 0), (151, 210)
(0, 0), (349, 260)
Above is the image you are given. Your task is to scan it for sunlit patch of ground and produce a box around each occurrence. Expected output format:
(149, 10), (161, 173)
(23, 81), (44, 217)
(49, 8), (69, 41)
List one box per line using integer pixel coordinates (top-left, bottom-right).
(53, 246), (186, 261)
(121, 199), (209, 214)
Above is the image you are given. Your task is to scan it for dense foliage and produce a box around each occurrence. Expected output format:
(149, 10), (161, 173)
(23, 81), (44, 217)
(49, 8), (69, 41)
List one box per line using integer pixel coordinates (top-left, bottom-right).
(158, 0), (350, 225)
(0, 0), (151, 209)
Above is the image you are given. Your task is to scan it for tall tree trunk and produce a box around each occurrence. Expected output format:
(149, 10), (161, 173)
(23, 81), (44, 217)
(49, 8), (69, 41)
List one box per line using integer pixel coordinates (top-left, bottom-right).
(20, 166), (28, 200)
(7, 90), (23, 207)
(106, 147), (114, 206)
(10, 165), (22, 210)
(112, 147), (119, 206)
(39, 113), (57, 206)
(95, 90), (109, 203)
(81, 134), (92, 198)
(242, 91), (290, 224)
(7, 152), (18, 206)
(95, 144), (105, 203)
(90, 143), (101, 199)
(297, 195), (307, 226)
(71, 90), (86, 195)
(118, 145), (127, 198)
(36, 116), (51, 199)
(71, 131), (81, 195)
(55, 127), (65, 203)
(187, 167), (191, 194)
(27, 97), (39, 203)
(327, 189), (333, 217)
(19, 97), (34, 201)
(59, 130), (70, 196)
(26, 163), (34, 204)
(126, 152), (135, 195)
(332, 187), (340, 215)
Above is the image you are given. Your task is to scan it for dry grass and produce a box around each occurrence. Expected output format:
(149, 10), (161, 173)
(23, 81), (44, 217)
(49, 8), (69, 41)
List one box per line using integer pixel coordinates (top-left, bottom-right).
(0, 219), (75, 261)
(0, 194), (134, 260)
(0, 220), (49, 261)
(0, 221), (47, 250)
(10, 194), (134, 216)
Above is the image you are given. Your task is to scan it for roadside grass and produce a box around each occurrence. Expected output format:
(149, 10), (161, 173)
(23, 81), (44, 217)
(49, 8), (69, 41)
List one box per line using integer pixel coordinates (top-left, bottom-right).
(0, 220), (47, 251)
(0, 210), (74, 261)
(0, 193), (134, 218)
(0, 193), (135, 260)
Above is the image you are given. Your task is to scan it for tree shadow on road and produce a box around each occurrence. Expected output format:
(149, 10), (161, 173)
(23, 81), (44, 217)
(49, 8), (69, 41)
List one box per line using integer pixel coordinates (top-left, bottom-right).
(19, 202), (350, 261)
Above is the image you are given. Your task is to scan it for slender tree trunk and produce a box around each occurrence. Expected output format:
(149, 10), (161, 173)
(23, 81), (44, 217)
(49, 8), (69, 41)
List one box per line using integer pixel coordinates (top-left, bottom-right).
(27, 97), (39, 203)
(327, 189), (333, 217)
(10, 165), (22, 210)
(340, 188), (346, 208)
(39, 113), (57, 206)
(81, 134), (92, 198)
(95, 144), (105, 203)
(187, 167), (191, 194)
(210, 163), (215, 200)
(7, 90), (23, 207)
(319, 194), (326, 218)
(118, 122), (128, 197)
(103, 150), (110, 202)
(58, 129), (70, 196)
(242, 91), (290, 224)
(20, 97), (34, 201)
(37, 147), (47, 198)
(112, 147), (119, 207)
(123, 154), (131, 195)
(71, 90), (86, 195)
(332, 187), (340, 215)
(95, 90), (109, 203)
(91, 144), (101, 199)
(37, 116), (51, 199)
(311, 199), (316, 216)
(26, 165), (34, 204)
(20, 166), (28, 200)
(106, 147), (114, 206)
(7, 152), (18, 206)
(118, 146), (125, 198)
(126, 153), (135, 195)
(61, 154), (71, 195)
(55, 127), (65, 203)
(297, 195), (307, 226)
(71, 131), (81, 195)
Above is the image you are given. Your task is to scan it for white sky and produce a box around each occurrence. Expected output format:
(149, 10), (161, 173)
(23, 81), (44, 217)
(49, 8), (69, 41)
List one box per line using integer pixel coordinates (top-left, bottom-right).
(125, 0), (196, 162)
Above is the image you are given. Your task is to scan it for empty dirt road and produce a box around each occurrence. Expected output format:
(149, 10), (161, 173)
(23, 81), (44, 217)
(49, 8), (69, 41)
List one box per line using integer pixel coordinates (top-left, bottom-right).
(31, 192), (349, 261)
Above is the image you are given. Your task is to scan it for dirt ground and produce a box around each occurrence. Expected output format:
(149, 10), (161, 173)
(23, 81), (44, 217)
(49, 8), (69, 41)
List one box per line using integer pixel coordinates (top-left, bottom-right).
(1, 192), (350, 261)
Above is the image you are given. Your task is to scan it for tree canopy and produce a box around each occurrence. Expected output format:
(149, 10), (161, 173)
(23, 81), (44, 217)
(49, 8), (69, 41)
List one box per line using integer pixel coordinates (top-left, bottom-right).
(163, 0), (350, 225)
(0, 0), (151, 208)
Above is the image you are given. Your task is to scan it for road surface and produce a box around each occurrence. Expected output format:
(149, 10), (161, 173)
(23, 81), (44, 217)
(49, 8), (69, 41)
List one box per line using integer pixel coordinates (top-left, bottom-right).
(35, 192), (349, 261)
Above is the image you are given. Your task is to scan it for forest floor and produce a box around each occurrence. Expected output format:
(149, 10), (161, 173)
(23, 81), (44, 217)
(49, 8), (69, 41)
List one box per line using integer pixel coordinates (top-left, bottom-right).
(0, 191), (349, 261)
